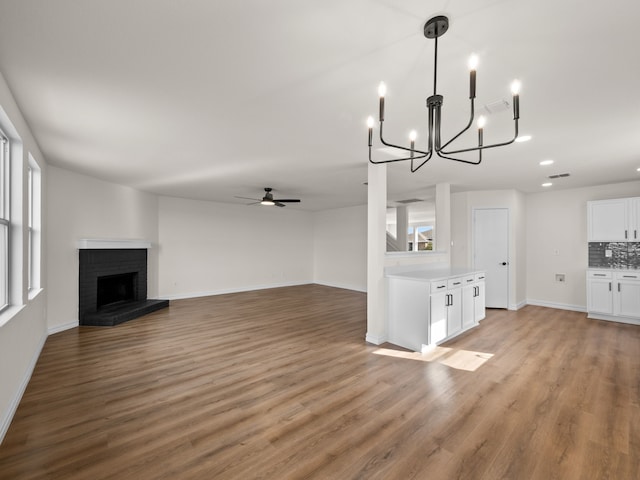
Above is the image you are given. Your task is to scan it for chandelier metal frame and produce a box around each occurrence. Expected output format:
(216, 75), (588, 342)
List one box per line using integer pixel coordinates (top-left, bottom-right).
(367, 15), (521, 172)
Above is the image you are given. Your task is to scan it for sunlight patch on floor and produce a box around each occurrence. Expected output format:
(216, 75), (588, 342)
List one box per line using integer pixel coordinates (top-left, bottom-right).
(372, 346), (494, 372)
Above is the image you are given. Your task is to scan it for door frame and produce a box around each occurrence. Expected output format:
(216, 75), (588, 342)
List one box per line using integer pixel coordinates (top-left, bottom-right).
(472, 207), (510, 309)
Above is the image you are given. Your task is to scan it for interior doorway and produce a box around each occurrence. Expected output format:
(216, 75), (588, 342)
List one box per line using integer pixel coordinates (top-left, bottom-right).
(473, 208), (509, 309)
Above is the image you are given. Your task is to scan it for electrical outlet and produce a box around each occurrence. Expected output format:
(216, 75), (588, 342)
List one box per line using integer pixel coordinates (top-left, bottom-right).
(555, 274), (565, 283)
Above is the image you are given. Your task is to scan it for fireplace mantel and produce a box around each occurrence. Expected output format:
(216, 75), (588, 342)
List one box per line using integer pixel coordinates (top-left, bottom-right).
(77, 239), (152, 250)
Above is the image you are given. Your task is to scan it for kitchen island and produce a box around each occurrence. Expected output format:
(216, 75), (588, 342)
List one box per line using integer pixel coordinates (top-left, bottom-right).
(386, 268), (485, 352)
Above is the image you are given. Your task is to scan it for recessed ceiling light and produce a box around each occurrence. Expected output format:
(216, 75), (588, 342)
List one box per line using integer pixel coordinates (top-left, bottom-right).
(637, 167), (640, 172)
(539, 159), (554, 166)
(542, 182), (552, 187)
(515, 135), (532, 143)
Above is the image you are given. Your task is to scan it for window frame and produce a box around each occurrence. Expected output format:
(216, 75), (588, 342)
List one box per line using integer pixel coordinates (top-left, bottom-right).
(0, 131), (10, 311)
(27, 154), (41, 295)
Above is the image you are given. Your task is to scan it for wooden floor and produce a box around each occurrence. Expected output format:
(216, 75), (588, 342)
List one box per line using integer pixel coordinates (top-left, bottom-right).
(1, 285), (638, 479)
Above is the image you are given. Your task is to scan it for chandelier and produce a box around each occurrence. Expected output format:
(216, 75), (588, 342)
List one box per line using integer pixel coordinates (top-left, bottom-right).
(367, 15), (521, 172)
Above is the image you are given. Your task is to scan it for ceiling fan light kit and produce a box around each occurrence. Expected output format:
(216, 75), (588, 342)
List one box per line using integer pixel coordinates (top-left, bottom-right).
(367, 15), (521, 172)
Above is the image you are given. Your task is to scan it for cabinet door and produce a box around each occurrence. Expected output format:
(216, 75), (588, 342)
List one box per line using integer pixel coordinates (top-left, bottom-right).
(447, 288), (462, 336)
(474, 281), (486, 321)
(630, 198), (640, 241)
(587, 278), (613, 314)
(587, 199), (628, 241)
(615, 280), (640, 318)
(430, 291), (447, 344)
(462, 285), (475, 328)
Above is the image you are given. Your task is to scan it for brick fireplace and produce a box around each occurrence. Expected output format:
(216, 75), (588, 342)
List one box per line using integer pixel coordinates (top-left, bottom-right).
(78, 239), (168, 326)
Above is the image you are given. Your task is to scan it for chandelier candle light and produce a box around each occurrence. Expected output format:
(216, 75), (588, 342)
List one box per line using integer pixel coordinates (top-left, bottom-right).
(367, 15), (521, 172)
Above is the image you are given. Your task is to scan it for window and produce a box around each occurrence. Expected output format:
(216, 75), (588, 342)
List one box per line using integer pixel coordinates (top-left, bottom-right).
(0, 131), (9, 310)
(386, 199), (436, 253)
(28, 154), (41, 294)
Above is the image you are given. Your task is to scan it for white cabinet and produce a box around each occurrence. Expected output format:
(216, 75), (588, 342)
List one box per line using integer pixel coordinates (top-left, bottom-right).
(474, 273), (486, 322)
(587, 271), (613, 314)
(387, 277), (429, 352)
(429, 278), (462, 342)
(587, 197), (640, 241)
(447, 278), (463, 336)
(587, 270), (640, 325)
(462, 281), (475, 329)
(386, 269), (485, 352)
(615, 272), (640, 318)
(462, 273), (486, 328)
(631, 198), (640, 241)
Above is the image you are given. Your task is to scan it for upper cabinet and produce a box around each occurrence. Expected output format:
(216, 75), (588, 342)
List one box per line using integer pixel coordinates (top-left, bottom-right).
(632, 198), (640, 241)
(588, 197), (640, 242)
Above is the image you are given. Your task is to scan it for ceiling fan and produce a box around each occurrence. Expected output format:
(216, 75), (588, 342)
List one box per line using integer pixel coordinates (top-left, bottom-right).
(235, 187), (301, 207)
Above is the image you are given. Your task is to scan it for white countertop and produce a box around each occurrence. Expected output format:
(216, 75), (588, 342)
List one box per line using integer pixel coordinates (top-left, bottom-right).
(588, 267), (639, 271)
(386, 267), (483, 282)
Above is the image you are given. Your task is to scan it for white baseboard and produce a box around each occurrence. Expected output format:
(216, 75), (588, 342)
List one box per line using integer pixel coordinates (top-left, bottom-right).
(161, 281), (312, 301)
(526, 299), (587, 313)
(48, 320), (79, 335)
(365, 332), (387, 345)
(0, 330), (47, 444)
(587, 312), (640, 325)
(508, 300), (528, 311)
(314, 281), (366, 293)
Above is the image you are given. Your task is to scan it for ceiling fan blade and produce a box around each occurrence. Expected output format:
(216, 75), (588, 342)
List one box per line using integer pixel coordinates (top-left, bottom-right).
(273, 199), (300, 203)
(234, 195), (261, 201)
(274, 201), (286, 207)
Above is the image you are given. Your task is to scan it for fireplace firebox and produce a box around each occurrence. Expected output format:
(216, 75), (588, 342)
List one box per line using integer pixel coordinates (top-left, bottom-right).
(79, 247), (168, 326)
(97, 272), (137, 308)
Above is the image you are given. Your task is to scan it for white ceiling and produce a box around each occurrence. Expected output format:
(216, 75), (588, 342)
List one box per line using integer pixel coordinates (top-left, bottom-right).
(0, 0), (639, 211)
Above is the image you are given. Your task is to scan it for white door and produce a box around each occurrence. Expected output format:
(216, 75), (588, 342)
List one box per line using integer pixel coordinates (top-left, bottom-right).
(473, 208), (509, 309)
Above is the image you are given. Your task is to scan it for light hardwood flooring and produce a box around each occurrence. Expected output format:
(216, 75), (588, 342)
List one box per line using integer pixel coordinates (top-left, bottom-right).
(0, 284), (638, 479)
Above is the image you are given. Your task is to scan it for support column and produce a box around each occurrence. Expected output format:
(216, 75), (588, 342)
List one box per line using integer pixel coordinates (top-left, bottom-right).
(435, 183), (451, 262)
(366, 162), (387, 345)
(396, 205), (408, 251)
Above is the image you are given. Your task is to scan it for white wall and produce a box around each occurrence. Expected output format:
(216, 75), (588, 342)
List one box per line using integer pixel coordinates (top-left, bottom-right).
(312, 204), (367, 292)
(46, 167), (159, 332)
(451, 189), (527, 310)
(0, 72), (48, 443)
(158, 196), (314, 298)
(515, 191), (527, 304)
(526, 180), (640, 310)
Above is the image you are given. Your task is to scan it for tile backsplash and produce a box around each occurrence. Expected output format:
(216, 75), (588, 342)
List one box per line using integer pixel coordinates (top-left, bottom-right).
(589, 242), (640, 269)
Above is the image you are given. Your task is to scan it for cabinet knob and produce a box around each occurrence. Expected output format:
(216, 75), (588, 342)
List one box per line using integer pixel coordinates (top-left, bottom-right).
(501, 262), (508, 266)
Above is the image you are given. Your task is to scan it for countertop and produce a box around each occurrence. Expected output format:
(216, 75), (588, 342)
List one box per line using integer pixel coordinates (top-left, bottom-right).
(587, 267), (640, 271)
(386, 267), (483, 282)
